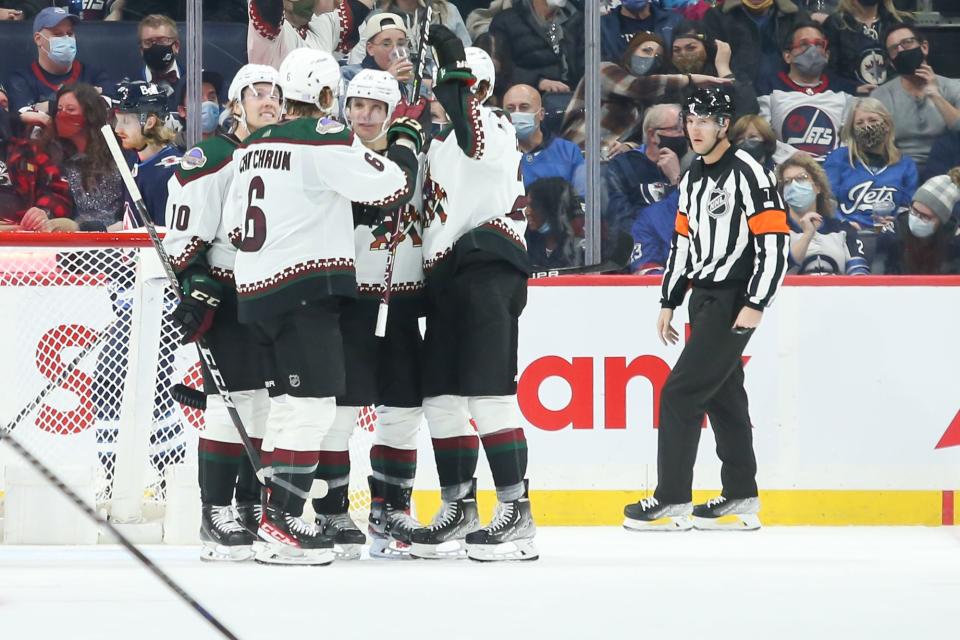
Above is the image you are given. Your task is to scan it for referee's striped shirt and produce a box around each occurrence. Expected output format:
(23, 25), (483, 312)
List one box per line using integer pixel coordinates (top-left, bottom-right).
(661, 145), (790, 310)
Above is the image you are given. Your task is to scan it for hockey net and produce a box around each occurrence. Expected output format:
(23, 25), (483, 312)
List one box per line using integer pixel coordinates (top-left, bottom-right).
(0, 232), (376, 540)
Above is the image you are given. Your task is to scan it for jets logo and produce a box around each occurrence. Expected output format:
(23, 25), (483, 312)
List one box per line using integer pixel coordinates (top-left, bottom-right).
(858, 48), (887, 86)
(0, 160), (11, 187)
(782, 106), (838, 160)
(840, 181), (898, 216)
(706, 188), (730, 218)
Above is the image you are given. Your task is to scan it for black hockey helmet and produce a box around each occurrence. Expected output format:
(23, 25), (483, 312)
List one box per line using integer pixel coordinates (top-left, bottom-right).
(683, 86), (734, 122)
(115, 80), (170, 117)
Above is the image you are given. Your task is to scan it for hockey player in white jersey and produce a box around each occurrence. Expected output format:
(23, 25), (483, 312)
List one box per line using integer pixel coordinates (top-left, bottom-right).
(316, 69), (430, 560)
(413, 27), (537, 562)
(163, 64), (282, 561)
(227, 47), (422, 565)
(247, 0), (353, 68)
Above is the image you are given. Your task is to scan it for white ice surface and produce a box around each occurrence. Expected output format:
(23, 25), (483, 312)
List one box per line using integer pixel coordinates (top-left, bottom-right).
(2, 527), (958, 640)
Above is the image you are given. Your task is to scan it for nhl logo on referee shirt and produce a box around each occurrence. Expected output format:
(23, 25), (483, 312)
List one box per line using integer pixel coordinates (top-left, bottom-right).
(288, 374), (301, 388)
(706, 188), (730, 218)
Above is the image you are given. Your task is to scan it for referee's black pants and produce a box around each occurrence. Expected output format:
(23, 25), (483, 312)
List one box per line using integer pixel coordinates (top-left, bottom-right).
(653, 286), (758, 505)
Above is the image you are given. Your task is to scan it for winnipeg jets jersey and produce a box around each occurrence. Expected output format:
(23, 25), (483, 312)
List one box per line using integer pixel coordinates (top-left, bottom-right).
(422, 99), (528, 280)
(758, 72), (854, 162)
(354, 156), (425, 301)
(247, 0), (347, 67)
(823, 146), (918, 229)
(163, 133), (240, 284)
(226, 117), (412, 322)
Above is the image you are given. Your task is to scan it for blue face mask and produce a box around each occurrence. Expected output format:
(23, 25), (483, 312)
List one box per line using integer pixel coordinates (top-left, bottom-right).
(512, 111), (538, 141)
(200, 101), (220, 134)
(783, 179), (817, 212)
(621, 0), (650, 11)
(536, 221), (552, 235)
(43, 34), (77, 67)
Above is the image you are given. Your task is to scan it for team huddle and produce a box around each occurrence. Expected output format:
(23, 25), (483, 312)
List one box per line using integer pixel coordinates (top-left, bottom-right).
(160, 25), (536, 565)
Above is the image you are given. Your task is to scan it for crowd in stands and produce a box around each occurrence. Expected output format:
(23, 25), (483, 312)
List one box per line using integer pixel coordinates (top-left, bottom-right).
(1, 0), (958, 275)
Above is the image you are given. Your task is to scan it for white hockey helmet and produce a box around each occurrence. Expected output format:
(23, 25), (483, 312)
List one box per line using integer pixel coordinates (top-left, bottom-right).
(345, 69), (401, 125)
(278, 47), (342, 112)
(228, 64), (280, 103)
(465, 47), (495, 103)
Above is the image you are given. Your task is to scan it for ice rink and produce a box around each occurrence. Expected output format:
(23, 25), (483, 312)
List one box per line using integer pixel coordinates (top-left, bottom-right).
(2, 527), (958, 639)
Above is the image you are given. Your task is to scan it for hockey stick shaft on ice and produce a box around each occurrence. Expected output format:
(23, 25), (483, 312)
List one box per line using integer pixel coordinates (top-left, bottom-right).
(529, 230), (633, 279)
(99, 125), (266, 483)
(0, 428), (240, 640)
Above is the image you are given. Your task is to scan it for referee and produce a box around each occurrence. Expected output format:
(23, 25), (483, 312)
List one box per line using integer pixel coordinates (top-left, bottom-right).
(624, 87), (789, 532)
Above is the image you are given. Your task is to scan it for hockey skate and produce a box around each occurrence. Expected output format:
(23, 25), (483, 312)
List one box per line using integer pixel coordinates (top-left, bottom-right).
(199, 504), (256, 562)
(692, 496), (761, 531)
(411, 479), (480, 559)
(235, 501), (262, 537)
(316, 512), (366, 560)
(623, 497), (693, 531)
(465, 481), (538, 562)
(255, 504), (336, 566)
(367, 476), (420, 560)
(313, 485), (366, 560)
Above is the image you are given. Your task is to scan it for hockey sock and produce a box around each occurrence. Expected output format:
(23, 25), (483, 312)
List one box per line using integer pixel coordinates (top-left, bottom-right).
(312, 450), (350, 514)
(269, 449), (319, 516)
(234, 437), (263, 504)
(198, 438), (245, 505)
(480, 428), (528, 502)
(370, 445), (417, 489)
(432, 435), (479, 500)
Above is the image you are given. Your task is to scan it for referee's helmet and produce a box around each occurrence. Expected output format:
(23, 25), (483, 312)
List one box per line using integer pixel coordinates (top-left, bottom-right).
(683, 86), (734, 123)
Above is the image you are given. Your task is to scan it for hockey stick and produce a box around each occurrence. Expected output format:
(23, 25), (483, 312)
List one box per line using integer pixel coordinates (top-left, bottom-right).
(0, 428), (240, 640)
(374, 0), (432, 337)
(99, 125), (266, 483)
(529, 231), (633, 279)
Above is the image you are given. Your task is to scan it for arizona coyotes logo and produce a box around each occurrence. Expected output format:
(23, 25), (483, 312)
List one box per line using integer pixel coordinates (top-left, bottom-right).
(369, 205), (423, 251)
(423, 171), (448, 228)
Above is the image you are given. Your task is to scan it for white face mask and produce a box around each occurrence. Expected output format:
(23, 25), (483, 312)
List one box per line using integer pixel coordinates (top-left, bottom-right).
(545, 0), (568, 7)
(908, 212), (937, 238)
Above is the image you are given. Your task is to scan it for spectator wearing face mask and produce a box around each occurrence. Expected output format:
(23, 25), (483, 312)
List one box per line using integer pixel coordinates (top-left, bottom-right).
(174, 70), (225, 144)
(778, 152), (870, 275)
(824, 97), (917, 231)
(605, 103), (687, 242)
(757, 21), (856, 162)
(113, 80), (182, 227)
(730, 114), (782, 170)
(703, 0), (811, 94)
(524, 176), (584, 270)
(883, 169), (960, 275)
(137, 14), (182, 96)
(561, 31), (729, 154)
(600, 0), (682, 63)
(503, 83), (584, 197)
(669, 21), (759, 119)
(822, 0), (913, 96)
(7, 7), (110, 127)
(872, 25), (960, 176)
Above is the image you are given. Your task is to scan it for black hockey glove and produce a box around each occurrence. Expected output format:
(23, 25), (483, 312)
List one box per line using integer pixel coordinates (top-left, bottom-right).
(171, 273), (222, 344)
(427, 24), (472, 86)
(387, 115), (426, 154)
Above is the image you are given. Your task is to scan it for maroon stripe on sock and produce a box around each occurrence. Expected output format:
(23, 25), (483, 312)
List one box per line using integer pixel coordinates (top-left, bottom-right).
(370, 445), (417, 462)
(316, 450), (349, 465)
(198, 438), (244, 457)
(432, 435), (480, 451)
(261, 450), (273, 467)
(480, 428), (526, 448)
(250, 438), (263, 452)
(272, 449), (319, 466)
